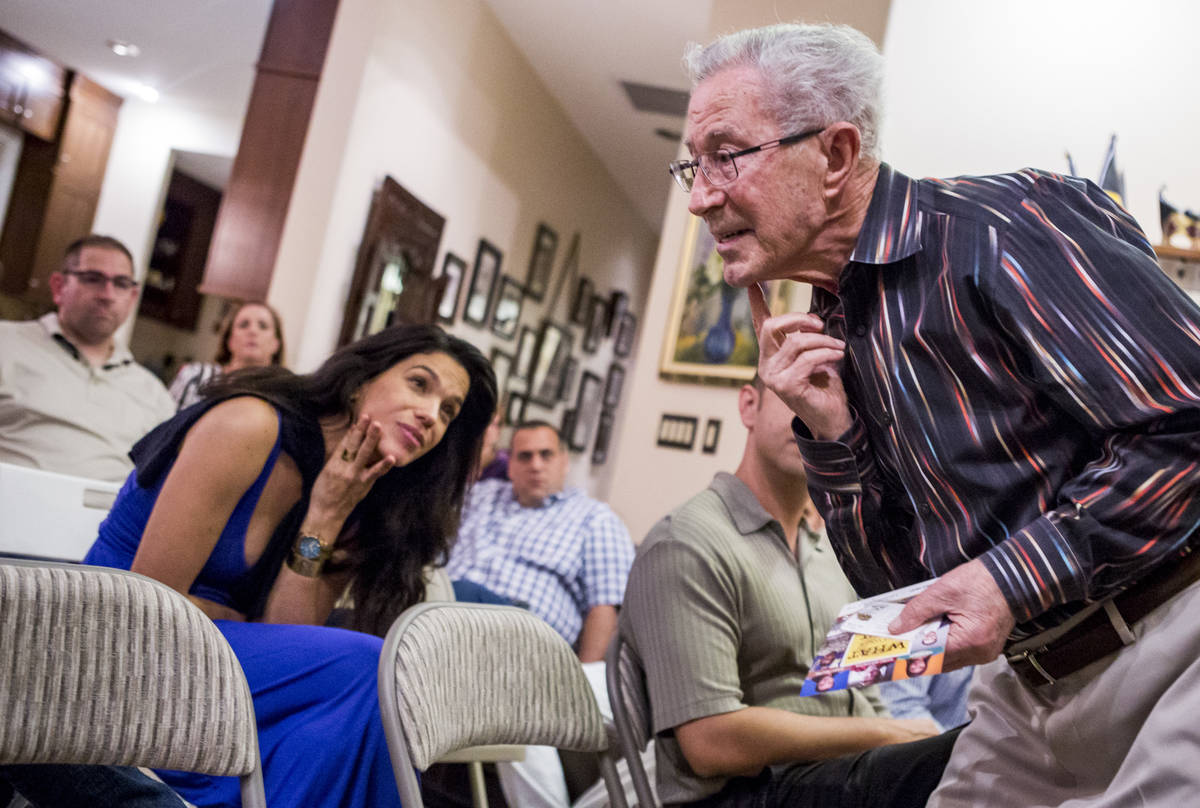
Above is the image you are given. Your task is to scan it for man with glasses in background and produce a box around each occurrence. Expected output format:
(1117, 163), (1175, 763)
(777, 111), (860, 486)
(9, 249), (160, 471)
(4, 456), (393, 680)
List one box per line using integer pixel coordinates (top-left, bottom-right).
(0, 234), (174, 481)
(672, 21), (1200, 808)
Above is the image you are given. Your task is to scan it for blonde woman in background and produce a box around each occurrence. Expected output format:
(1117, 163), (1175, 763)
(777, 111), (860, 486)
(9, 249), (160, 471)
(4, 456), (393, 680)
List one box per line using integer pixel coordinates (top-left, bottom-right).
(169, 301), (285, 410)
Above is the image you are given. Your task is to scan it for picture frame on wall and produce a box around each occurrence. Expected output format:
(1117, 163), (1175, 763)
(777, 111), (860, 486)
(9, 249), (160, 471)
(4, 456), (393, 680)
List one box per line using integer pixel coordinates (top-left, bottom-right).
(607, 290), (629, 336)
(570, 276), (594, 326)
(489, 348), (514, 391)
(582, 295), (608, 354)
(490, 276), (523, 340)
(558, 356), (579, 402)
(524, 223), (558, 302)
(604, 362), (625, 409)
(561, 408), (576, 446)
(529, 320), (574, 407)
(513, 325), (537, 380)
(569, 370), (603, 452)
(504, 390), (527, 426)
(592, 410), (615, 465)
(661, 216), (795, 384)
(464, 238), (503, 326)
(614, 311), (637, 358)
(436, 252), (467, 324)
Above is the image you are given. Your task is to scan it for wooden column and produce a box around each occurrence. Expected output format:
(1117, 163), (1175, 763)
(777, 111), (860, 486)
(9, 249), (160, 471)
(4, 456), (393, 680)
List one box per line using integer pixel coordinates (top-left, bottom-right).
(199, 0), (341, 302)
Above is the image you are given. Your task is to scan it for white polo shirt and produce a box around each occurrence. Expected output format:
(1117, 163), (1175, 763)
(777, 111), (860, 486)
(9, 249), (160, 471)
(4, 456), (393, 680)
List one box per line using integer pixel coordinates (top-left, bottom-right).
(0, 313), (175, 481)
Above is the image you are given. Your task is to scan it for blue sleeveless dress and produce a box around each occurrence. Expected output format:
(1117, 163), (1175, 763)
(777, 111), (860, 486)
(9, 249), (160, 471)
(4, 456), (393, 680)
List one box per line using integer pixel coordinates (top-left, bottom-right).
(83, 404), (402, 808)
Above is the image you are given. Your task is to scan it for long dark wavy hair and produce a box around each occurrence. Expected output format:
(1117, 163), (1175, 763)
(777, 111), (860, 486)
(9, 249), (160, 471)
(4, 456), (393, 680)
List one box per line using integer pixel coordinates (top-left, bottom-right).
(202, 324), (496, 635)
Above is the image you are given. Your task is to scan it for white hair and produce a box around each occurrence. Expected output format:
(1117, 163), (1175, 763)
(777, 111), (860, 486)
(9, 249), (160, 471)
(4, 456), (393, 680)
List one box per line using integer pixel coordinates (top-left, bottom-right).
(683, 22), (884, 159)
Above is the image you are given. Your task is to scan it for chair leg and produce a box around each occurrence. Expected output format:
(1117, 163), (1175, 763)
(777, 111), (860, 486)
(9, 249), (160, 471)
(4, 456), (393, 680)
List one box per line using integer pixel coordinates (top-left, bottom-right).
(467, 761), (490, 808)
(598, 751), (629, 808)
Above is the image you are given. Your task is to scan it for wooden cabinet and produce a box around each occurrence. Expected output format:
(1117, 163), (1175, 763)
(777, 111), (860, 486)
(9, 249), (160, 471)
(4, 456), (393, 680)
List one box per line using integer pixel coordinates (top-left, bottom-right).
(0, 73), (121, 309)
(0, 30), (67, 142)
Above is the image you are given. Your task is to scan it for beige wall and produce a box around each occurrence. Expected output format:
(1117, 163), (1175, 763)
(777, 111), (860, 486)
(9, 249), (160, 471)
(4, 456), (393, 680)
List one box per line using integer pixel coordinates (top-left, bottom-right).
(268, 0), (657, 497)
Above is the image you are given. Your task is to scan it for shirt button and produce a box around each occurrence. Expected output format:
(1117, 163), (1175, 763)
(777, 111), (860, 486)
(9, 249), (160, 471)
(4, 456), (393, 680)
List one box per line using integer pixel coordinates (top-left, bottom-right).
(854, 324), (867, 337)
(918, 503), (932, 518)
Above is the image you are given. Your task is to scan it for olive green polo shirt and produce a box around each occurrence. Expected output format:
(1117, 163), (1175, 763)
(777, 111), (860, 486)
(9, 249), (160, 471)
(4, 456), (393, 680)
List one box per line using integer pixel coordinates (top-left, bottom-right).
(620, 472), (886, 804)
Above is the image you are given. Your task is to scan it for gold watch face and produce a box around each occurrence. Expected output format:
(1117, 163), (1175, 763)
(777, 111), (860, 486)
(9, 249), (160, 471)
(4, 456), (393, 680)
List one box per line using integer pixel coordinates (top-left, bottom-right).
(297, 535), (325, 561)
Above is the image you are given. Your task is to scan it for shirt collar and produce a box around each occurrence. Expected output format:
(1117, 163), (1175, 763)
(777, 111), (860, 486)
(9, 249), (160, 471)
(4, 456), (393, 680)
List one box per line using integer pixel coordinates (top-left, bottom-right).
(39, 312), (133, 369)
(709, 472), (776, 535)
(847, 162), (925, 266)
(503, 482), (576, 509)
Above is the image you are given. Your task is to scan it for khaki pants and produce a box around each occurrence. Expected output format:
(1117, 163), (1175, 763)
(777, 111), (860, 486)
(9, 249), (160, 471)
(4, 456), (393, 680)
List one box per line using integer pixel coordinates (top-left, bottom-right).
(930, 579), (1200, 807)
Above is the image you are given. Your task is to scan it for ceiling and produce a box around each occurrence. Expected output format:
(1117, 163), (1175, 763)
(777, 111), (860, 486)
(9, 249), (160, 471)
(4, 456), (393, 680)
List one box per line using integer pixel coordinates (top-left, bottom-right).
(1, 0), (889, 228)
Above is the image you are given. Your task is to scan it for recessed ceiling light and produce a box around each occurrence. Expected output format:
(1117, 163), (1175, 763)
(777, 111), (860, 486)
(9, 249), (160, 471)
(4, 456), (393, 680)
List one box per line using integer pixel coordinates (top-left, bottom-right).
(107, 39), (141, 58)
(130, 82), (159, 103)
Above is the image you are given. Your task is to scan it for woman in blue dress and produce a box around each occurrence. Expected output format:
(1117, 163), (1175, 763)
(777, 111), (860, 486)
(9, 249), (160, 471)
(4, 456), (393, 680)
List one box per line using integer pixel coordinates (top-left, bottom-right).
(83, 324), (496, 808)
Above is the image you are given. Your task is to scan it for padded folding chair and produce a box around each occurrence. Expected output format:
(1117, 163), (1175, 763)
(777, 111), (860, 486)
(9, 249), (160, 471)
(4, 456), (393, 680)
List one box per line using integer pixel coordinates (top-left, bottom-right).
(0, 559), (267, 807)
(378, 601), (628, 808)
(605, 633), (660, 807)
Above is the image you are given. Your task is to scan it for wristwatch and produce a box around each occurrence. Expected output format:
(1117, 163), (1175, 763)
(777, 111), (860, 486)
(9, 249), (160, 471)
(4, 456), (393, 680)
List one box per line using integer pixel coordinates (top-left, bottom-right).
(287, 532), (333, 577)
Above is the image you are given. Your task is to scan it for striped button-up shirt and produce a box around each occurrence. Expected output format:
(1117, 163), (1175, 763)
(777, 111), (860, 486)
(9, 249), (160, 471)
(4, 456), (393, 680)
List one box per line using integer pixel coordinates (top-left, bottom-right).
(446, 478), (634, 644)
(796, 163), (1200, 636)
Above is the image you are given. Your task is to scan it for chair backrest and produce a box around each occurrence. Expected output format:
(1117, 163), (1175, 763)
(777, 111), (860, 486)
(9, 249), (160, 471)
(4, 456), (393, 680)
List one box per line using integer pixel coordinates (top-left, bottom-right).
(378, 602), (611, 807)
(0, 559), (267, 808)
(606, 632), (659, 807)
(0, 462), (119, 561)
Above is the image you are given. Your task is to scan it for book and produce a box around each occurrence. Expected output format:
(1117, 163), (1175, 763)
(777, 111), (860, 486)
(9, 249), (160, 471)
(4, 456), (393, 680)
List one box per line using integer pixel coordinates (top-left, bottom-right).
(801, 579), (950, 696)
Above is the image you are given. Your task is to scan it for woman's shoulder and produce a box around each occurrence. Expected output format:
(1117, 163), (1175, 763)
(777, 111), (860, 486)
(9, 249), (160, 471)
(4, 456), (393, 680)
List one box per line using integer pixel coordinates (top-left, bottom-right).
(189, 396), (282, 449)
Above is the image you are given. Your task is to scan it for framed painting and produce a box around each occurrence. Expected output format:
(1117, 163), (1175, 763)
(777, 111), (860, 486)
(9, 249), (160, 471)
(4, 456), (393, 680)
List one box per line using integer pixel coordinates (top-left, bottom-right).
(604, 362), (625, 409)
(614, 311), (637, 358)
(464, 239), (503, 326)
(504, 390), (527, 426)
(490, 276), (523, 340)
(529, 320), (574, 407)
(660, 216), (796, 384)
(436, 252), (467, 324)
(582, 294), (608, 354)
(489, 348), (514, 391)
(570, 276), (594, 326)
(607, 290), (629, 336)
(569, 370), (603, 452)
(558, 356), (579, 402)
(525, 223), (558, 302)
(592, 409), (615, 465)
(513, 325), (538, 381)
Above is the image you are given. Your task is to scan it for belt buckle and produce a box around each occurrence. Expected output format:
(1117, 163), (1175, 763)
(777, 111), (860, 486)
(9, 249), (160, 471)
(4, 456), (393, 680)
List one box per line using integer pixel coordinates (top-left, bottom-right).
(1008, 646), (1057, 686)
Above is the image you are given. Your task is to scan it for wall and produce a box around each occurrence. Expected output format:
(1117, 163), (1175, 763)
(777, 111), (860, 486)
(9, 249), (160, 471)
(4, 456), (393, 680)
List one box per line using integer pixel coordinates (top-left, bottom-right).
(269, 0), (657, 498)
(879, 0), (1200, 243)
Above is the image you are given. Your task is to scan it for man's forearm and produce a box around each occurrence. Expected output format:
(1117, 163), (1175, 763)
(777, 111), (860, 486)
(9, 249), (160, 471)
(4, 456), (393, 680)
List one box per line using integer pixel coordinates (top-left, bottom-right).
(576, 604), (618, 662)
(676, 706), (938, 778)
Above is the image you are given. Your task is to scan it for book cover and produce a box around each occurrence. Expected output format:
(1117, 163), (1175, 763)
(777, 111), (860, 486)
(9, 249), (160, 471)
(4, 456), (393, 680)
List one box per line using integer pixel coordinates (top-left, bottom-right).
(801, 579), (950, 696)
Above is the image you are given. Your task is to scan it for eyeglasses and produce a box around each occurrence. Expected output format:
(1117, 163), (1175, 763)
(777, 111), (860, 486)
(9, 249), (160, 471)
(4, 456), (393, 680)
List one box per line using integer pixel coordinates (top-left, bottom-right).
(668, 126), (826, 192)
(62, 269), (139, 292)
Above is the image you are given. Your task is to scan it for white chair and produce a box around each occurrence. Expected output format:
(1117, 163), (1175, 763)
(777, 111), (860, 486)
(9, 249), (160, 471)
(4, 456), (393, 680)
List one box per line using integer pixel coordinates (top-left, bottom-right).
(0, 462), (119, 561)
(378, 601), (628, 808)
(0, 559), (267, 807)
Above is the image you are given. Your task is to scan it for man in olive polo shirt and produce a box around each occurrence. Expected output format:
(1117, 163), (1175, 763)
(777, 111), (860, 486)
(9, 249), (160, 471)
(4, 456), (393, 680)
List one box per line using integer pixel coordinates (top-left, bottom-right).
(0, 234), (174, 481)
(620, 378), (958, 807)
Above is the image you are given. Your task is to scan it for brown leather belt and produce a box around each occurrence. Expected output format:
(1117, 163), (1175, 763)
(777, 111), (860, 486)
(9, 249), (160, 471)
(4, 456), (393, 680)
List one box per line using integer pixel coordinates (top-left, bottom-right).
(1006, 549), (1200, 688)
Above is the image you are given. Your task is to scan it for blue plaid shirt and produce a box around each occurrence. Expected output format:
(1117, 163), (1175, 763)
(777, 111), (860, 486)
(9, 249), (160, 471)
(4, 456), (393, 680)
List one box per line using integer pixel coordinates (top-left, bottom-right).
(446, 478), (635, 644)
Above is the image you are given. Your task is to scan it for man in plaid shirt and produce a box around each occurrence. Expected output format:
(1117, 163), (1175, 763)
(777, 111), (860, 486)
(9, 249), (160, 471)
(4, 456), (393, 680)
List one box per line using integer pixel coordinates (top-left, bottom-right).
(446, 419), (634, 661)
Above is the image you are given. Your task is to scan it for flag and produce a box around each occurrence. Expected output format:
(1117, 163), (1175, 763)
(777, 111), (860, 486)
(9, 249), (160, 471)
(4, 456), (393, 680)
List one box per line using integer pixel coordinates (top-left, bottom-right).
(1160, 187), (1179, 242)
(1097, 134), (1125, 206)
